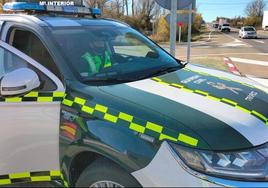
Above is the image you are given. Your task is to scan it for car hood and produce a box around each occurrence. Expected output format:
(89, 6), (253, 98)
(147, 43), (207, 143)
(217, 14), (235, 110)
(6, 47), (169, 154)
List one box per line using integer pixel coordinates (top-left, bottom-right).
(99, 64), (268, 151)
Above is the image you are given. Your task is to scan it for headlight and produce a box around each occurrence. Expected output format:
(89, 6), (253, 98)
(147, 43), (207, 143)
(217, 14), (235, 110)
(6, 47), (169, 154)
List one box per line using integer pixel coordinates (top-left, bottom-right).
(170, 143), (268, 181)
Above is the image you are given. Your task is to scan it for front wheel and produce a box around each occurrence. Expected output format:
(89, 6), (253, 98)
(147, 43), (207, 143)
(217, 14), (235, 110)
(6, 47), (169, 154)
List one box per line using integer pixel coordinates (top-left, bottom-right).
(75, 158), (141, 188)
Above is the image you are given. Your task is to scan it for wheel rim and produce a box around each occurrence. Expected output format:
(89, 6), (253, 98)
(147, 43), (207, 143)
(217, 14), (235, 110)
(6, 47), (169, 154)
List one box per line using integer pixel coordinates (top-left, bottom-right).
(90, 181), (124, 188)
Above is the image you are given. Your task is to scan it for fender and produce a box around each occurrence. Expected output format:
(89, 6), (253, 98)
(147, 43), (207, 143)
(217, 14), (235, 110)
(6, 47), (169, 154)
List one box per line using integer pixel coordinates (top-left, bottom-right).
(60, 116), (159, 186)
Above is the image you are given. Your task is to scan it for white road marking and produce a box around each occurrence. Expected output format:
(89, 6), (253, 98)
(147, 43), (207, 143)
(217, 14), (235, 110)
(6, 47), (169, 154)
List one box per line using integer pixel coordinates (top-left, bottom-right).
(220, 33), (251, 47)
(230, 57), (268, 66)
(253, 40), (265, 44)
(208, 31), (214, 41)
(257, 53), (268, 55)
(221, 42), (249, 47)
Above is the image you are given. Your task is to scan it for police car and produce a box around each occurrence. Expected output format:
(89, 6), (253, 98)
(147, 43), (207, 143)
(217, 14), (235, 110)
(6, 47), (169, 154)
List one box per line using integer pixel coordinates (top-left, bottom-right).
(0, 2), (268, 187)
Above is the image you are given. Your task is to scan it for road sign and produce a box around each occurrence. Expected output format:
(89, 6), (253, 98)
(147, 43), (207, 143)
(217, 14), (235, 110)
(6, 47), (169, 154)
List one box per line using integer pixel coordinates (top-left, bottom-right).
(177, 21), (184, 27)
(165, 13), (191, 25)
(155, 0), (195, 10)
(158, 0), (196, 57)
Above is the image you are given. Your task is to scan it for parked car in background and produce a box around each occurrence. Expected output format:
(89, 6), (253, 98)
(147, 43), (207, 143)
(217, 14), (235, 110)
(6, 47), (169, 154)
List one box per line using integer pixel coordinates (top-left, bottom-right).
(239, 26), (257, 39)
(220, 23), (231, 32)
(212, 22), (219, 29)
(263, 11), (268, 30)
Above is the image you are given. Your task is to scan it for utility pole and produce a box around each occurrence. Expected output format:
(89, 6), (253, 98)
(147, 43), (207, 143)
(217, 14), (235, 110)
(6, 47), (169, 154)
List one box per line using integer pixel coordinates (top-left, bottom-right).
(187, 3), (192, 63)
(170, 0), (177, 57)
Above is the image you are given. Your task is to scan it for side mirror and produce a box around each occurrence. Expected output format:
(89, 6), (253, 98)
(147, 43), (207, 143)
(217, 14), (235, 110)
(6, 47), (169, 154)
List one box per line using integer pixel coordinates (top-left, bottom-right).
(0, 68), (40, 96)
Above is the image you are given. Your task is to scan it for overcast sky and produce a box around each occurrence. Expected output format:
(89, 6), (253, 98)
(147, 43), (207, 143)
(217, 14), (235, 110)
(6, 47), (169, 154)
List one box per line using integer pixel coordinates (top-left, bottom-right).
(197, 0), (268, 22)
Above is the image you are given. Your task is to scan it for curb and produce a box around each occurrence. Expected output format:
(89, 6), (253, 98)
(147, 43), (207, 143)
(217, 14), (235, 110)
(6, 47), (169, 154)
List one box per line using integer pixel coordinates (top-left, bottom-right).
(224, 57), (241, 76)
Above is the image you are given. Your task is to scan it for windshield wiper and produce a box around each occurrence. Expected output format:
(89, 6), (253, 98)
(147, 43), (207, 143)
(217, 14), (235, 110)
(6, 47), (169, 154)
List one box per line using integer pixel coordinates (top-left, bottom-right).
(138, 66), (181, 80)
(182, 61), (189, 67)
(83, 78), (134, 84)
(83, 66), (181, 84)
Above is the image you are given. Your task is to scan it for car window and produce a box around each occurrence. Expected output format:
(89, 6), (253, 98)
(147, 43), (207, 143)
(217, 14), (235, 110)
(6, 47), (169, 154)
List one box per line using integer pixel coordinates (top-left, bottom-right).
(10, 29), (61, 79)
(0, 46), (56, 91)
(244, 27), (255, 31)
(0, 21), (3, 32)
(46, 25), (181, 84)
(112, 34), (154, 57)
(0, 46), (27, 78)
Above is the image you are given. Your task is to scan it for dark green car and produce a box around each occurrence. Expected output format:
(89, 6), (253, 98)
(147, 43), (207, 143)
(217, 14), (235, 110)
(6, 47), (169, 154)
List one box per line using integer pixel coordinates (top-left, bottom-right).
(0, 3), (268, 187)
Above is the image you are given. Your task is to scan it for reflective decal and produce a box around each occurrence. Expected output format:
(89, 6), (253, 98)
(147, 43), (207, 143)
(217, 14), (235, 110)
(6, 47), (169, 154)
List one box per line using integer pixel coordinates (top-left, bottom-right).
(0, 170), (68, 187)
(152, 77), (268, 126)
(0, 92), (65, 102)
(62, 96), (199, 147)
(207, 82), (242, 95)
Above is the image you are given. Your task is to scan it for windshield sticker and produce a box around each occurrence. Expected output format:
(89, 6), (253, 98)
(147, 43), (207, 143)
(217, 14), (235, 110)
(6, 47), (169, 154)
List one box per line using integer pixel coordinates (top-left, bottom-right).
(207, 82), (243, 95)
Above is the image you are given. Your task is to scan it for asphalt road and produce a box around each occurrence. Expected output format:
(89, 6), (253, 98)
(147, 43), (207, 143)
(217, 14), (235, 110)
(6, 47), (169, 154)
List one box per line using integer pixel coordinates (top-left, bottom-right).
(161, 26), (268, 85)
(227, 30), (268, 53)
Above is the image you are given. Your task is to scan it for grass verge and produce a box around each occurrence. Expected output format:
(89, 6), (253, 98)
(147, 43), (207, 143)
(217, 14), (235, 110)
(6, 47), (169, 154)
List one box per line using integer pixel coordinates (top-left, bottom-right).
(190, 57), (229, 72)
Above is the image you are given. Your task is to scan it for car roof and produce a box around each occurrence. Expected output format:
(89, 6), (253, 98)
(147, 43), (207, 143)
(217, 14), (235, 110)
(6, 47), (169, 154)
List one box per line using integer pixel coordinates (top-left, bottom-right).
(0, 14), (128, 28)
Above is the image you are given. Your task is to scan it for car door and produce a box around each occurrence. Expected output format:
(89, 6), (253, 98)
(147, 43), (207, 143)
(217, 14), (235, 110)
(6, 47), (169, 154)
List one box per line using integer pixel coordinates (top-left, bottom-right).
(0, 41), (65, 186)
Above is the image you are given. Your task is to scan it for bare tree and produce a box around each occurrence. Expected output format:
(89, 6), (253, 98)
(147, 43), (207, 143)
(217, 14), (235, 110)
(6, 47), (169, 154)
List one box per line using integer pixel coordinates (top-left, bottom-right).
(107, 0), (124, 17)
(136, 0), (161, 18)
(125, 0), (129, 16)
(128, 0), (161, 32)
(85, 0), (109, 11)
(0, 0), (8, 13)
(122, 0), (125, 14)
(245, 0), (266, 17)
(132, 0), (134, 15)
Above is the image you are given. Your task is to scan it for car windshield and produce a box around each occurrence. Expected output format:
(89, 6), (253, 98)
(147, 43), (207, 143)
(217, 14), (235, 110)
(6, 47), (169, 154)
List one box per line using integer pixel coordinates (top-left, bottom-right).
(223, 24), (229, 26)
(46, 24), (182, 84)
(244, 27), (255, 31)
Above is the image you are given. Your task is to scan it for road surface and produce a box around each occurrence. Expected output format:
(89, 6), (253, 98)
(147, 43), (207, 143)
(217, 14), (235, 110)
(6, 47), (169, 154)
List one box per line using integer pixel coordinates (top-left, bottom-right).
(228, 30), (268, 53)
(161, 26), (268, 86)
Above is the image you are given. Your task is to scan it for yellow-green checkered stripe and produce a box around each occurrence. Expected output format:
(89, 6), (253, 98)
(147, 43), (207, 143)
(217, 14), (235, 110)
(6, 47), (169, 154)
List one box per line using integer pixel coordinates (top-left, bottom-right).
(0, 170), (68, 187)
(62, 96), (199, 147)
(152, 77), (268, 126)
(184, 68), (268, 94)
(0, 92), (65, 103)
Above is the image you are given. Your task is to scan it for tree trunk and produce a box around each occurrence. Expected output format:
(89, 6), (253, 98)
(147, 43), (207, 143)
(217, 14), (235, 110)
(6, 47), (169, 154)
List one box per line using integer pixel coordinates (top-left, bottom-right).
(122, 0), (125, 15)
(132, 0), (134, 16)
(125, 0), (129, 16)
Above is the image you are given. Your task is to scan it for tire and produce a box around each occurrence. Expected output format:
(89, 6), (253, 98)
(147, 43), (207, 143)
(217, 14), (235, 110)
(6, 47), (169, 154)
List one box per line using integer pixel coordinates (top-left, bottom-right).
(75, 158), (141, 188)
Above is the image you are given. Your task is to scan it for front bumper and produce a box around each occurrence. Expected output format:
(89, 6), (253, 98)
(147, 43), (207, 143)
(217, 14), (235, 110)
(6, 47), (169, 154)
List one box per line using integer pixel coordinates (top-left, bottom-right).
(243, 34), (257, 38)
(132, 142), (268, 187)
(221, 28), (230, 32)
